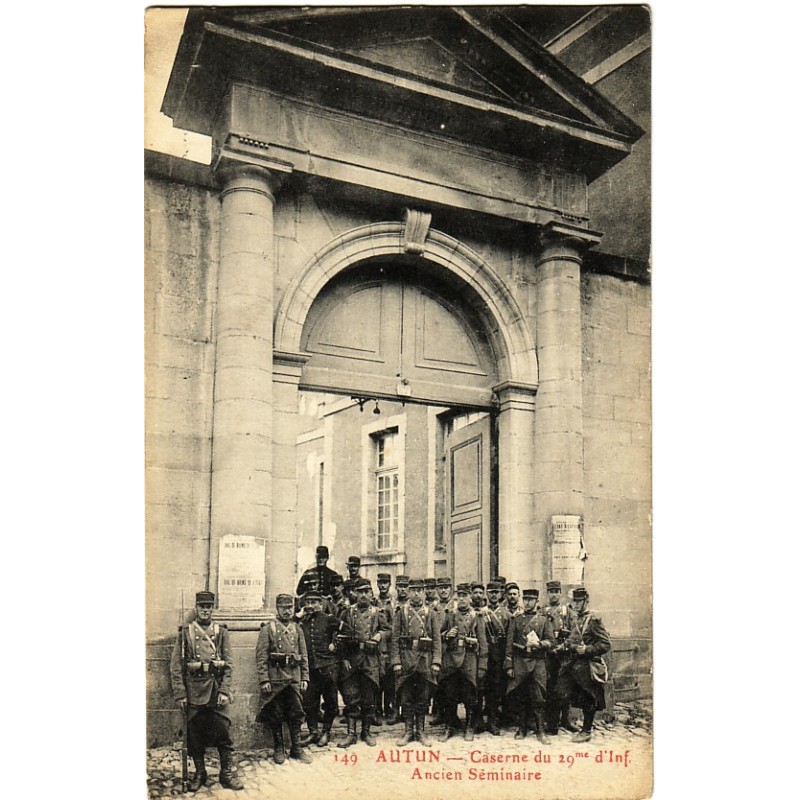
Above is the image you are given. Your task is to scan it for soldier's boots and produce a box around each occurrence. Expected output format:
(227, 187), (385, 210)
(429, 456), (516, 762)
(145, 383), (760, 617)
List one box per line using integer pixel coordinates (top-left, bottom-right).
(372, 711), (383, 728)
(396, 717), (414, 746)
(415, 713), (433, 747)
(464, 712), (475, 742)
(288, 721), (313, 764)
(218, 750), (244, 791)
(385, 707), (402, 726)
(514, 723), (527, 740)
(188, 756), (207, 792)
(486, 708), (502, 736)
(338, 718), (359, 748)
(534, 710), (551, 745)
(438, 711), (457, 742)
(560, 705), (579, 733)
(361, 719), (377, 747)
(572, 707), (594, 743)
(272, 727), (286, 764)
(300, 723), (320, 746)
(316, 722), (334, 747)
(572, 730), (592, 743)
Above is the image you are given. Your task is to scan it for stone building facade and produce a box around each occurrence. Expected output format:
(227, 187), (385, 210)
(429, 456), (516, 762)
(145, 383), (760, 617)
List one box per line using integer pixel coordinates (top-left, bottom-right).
(145, 6), (651, 747)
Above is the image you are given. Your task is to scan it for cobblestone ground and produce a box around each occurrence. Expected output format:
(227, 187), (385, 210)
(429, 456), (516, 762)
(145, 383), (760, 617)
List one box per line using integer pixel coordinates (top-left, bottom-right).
(147, 701), (652, 800)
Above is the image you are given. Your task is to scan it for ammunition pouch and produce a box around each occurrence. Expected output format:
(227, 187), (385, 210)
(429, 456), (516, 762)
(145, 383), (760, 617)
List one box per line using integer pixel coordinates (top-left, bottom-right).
(465, 637), (479, 652)
(269, 652), (298, 668)
(335, 634), (355, 652)
(360, 639), (379, 653)
(513, 642), (544, 659)
(399, 635), (433, 652)
(418, 636), (433, 653)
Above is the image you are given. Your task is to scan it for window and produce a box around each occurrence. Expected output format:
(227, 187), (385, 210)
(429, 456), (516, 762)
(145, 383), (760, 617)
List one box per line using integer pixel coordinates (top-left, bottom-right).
(374, 430), (399, 552)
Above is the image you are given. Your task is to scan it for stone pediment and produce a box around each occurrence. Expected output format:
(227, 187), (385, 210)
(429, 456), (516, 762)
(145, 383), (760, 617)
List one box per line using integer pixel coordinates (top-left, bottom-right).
(164, 6), (643, 180)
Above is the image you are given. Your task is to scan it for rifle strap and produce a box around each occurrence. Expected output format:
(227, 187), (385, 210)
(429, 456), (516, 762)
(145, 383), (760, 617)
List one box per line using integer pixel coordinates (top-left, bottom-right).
(191, 621), (219, 656)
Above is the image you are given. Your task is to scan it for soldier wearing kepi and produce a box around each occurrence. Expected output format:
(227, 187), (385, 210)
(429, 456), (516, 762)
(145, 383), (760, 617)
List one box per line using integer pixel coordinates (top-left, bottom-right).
(170, 591), (244, 791)
(296, 545), (340, 598)
(392, 577), (442, 746)
(346, 555), (363, 583)
(256, 594), (312, 765)
(555, 586), (611, 743)
(329, 574), (350, 619)
(299, 590), (350, 747)
(375, 573), (397, 724)
(483, 580), (510, 735)
(505, 587), (556, 743)
(542, 579), (579, 735)
(438, 583), (488, 741)
(337, 578), (390, 747)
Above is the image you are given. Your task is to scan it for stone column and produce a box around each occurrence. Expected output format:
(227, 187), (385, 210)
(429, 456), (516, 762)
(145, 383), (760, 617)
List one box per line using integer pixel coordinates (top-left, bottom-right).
(271, 350), (311, 606)
(493, 381), (538, 581)
(208, 162), (284, 599)
(532, 221), (600, 580)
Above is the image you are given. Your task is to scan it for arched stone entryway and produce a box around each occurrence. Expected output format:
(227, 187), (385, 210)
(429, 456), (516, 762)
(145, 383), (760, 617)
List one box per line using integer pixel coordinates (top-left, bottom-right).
(271, 221), (540, 594)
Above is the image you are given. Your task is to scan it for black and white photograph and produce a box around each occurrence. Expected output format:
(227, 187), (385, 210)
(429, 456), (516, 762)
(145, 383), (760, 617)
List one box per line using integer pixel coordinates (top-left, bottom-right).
(144, 5), (652, 797)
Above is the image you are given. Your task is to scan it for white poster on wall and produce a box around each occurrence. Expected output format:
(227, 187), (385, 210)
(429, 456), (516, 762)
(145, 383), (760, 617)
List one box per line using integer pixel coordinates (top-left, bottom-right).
(218, 534), (266, 609)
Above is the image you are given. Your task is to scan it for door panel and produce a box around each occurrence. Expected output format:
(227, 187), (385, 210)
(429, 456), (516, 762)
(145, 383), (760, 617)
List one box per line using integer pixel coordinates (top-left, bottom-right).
(445, 415), (492, 583)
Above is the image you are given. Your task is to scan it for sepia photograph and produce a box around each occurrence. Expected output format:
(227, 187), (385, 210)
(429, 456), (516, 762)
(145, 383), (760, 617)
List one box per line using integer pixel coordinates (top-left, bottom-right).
(144, 5), (652, 798)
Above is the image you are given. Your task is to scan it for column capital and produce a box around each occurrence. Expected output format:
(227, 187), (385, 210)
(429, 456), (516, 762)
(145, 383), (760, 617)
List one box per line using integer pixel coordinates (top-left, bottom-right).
(536, 221), (603, 267)
(213, 133), (294, 199)
(492, 380), (538, 413)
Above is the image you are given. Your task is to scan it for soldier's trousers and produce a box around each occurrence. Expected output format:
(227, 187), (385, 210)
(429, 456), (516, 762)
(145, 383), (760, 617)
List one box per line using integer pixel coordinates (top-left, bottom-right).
(545, 653), (568, 726)
(510, 673), (546, 729)
(304, 665), (339, 726)
(484, 662), (507, 722)
(187, 708), (234, 759)
(258, 685), (305, 727)
(379, 658), (395, 713)
(340, 670), (377, 720)
(440, 673), (478, 723)
(398, 673), (431, 715)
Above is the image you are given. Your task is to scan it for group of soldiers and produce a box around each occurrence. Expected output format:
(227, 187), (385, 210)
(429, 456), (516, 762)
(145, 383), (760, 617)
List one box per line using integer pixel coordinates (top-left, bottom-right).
(170, 545), (611, 792)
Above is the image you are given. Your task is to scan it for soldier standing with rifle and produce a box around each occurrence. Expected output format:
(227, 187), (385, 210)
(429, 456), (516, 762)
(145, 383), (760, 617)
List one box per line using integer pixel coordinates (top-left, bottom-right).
(391, 577), (442, 746)
(555, 586), (611, 743)
(542, 579), (579, 735)
(256, 593), (312, 765)
(169, 591), (244, 792)
(504, 587), (556, 744)
(375, 573), (397, 724)
(482, 580), (510, 735)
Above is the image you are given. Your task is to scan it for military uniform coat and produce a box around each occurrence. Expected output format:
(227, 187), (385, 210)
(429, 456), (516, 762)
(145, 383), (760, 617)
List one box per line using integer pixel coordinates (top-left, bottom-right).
(391, 602), (442, 689)
(558, 610), (611, 709)
(170, 621), (233, 721)
(504, 611), (555, 694)
(296, 565), (340, 597)
(341, 604), (390, 686)
(483, 604), (509, 665)
(255, 618), (310, 705)
(439, 608), (488, 687)
(300, 611), (349, 671)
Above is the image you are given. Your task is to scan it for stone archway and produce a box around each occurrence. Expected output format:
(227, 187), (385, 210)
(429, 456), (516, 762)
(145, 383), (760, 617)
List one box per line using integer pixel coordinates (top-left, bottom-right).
(271, 220), (540, 594)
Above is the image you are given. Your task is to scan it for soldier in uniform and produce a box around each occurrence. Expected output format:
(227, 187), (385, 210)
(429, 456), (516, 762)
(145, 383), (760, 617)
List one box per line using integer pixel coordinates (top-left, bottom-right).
(343, 579), (356, 605)
(504, 581), (523, 619)
(170, 591), (244, 791)
(345, 555), (363, 582)
(505, 587), (555, 743)
(391, 577), (442, 746)
(429, 576), (454, 725)
(299, 590), (351, 747)
(555, 586), (611, 743)
(256, 594), (312, 764)
(375, 573), (397, 723)
(482, 580), (510, 735)
(424, 577), (439, 611)
(542, 579), (579, 735)
(436, 576), (454, 610)
(438, 583), (488, 741)
(470, 581), (487, 610)
(296, 545), (340, 597)
(329, 574), (350, 619)
(337, 578), (390, 747)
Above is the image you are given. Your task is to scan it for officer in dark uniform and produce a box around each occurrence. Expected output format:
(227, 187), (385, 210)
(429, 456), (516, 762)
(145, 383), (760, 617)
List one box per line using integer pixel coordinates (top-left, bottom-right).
(542, 579), (579, 734)
(299, 589), (351, 747)
(337, 578), (390, 747)
(170, 591), (244, 791)
(391, 578), (442, 746)
(296, 545), (340, 597)
(256, 594), (312, 764)
(483, 580), (510, 735)
(505, 587), (555, 743)
(438, 583), (488, 741)
(375, 573), (396, 723)
(555, 586), (611, 743)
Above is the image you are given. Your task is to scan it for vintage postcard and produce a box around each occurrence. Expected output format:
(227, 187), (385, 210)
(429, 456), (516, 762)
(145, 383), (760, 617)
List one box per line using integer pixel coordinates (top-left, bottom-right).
(145, 5), (652, 798)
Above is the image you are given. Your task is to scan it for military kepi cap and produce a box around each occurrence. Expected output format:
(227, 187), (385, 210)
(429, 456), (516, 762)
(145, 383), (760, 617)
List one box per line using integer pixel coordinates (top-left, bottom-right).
(424, 577), (437, 587)
(491, 576), (507, 585)
(347, 555), (361, 566)
(470, 581), (485, 590)
(196, 591), (215, 605)
(436, 577), (452, 586)
(354, 577), (371, 590)
(395, 574), (410, 585)
(276, 593), (294, 606)
(486, 581), (503, 591)
(303, 590), (323, 601)
(505, 582), (519, 592)
(546, 580), (562, 590)
(572, 587), (589, 600)
(409, 577), (425, 588)
(377, 573), (391, 581)
(456, 583), (471, 594)
(316, 545), (329, 557)
(522, 587), (540, 598)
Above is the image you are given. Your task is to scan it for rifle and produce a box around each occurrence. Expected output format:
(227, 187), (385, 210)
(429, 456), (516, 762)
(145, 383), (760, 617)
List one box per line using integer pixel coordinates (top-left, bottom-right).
(179, 591), (189, 793)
